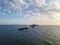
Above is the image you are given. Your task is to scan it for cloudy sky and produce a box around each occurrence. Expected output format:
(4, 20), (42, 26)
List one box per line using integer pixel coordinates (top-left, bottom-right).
(0, 0), (60, 25)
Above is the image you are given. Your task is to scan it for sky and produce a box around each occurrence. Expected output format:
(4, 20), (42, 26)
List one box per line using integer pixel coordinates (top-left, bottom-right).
(0, 0), (60, 25)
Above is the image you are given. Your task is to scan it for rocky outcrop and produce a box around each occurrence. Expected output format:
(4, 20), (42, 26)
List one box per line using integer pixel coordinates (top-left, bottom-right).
(18, 24), (39, 30)
(18, 27), (28, 30)
(30, 24), (38, 28)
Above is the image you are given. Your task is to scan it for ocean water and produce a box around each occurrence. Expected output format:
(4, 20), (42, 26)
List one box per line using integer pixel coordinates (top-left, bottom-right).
(0, 25), (60, 45)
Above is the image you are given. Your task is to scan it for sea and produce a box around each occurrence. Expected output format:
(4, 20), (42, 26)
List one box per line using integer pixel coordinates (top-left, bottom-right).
(0, 25), (60, 45)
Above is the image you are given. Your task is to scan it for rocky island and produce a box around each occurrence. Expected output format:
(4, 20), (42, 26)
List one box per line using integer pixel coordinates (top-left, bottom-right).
(18, 24), (39, 30)
(18, 27), (28, 30)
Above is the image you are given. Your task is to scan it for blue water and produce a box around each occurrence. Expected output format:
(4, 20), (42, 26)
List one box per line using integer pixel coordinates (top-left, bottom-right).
(0, 25), (60, 45)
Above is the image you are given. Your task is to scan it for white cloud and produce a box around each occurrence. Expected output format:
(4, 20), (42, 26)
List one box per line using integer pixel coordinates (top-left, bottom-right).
(0, 0), (60, 24)
(0, 0), (60, 15)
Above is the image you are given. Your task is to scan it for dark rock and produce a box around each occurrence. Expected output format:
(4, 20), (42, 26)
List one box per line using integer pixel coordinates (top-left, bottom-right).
(18, 24), (39, 31)
(30, 24), (38, 28)
(18, 27), (28, 30)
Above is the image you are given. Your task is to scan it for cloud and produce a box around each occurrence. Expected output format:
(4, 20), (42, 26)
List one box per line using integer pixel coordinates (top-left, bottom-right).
(0, 0), (60, 24)
(0, 0), (60, 14)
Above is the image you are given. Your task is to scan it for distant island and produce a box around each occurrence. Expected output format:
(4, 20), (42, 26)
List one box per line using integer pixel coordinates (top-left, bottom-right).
(18, 24), (39, 30)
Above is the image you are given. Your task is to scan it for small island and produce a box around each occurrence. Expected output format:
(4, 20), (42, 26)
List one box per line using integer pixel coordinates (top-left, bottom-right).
(30, 24), (39, 28)
(18, 27), (28, 30)
(18, 24), (39, 30)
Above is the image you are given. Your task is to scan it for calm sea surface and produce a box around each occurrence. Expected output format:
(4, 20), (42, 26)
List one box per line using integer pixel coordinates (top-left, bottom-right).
(0, 25), (60, 45)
